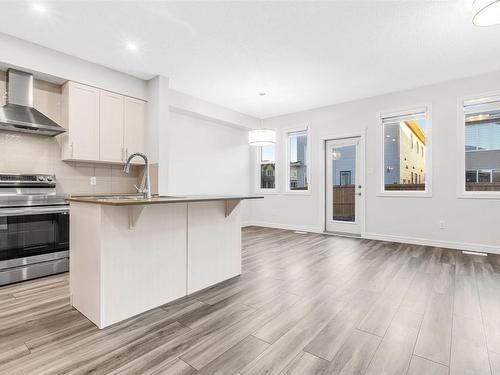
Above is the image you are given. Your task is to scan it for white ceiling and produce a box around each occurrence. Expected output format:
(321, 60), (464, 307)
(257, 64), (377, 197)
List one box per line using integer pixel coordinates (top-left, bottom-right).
(0, 0), (499, 118)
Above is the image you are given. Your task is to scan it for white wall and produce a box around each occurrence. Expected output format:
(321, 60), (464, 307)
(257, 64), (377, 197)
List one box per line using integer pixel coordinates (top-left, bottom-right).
(170, 89), (259, 130)
(248, 70), (500, 253)
(167, 111), (251, 195)
(166, 111), (252, 222)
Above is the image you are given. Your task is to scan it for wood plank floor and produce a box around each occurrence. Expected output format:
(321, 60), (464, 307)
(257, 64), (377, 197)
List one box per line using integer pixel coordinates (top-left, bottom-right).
(1, 226), (499, 374)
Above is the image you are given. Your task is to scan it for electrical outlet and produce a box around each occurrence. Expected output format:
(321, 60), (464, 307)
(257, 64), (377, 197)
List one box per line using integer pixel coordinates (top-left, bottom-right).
(90, 176), (97, 186)
(439, 220), (446, 229)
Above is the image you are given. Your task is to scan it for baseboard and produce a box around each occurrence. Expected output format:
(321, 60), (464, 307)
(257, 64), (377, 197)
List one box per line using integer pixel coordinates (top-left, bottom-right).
(364, 232), (500, 255)
(242, 221), (323, 234)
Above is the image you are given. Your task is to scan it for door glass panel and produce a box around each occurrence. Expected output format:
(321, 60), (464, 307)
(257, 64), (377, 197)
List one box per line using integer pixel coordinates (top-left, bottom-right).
(332, 145), (356, 222)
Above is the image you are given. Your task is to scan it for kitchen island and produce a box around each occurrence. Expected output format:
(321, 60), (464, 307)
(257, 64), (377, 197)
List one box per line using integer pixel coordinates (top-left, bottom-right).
(66, 194), (262, 329)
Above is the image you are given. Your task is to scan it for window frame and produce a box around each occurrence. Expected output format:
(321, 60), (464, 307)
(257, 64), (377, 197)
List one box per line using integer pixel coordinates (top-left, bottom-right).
(458, 92), (500, 199)
(256, 142), (278, 194)
(377, 104), (433, 197)
(283, 124), (311, 195)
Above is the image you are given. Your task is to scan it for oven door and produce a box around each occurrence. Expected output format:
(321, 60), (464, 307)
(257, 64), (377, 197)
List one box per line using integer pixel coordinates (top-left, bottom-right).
(0, 206), (70, 263)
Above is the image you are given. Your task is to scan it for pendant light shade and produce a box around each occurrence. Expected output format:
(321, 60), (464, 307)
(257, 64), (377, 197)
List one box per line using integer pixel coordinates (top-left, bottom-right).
(472, 0), (500, 26)
(248, 129), (276, 146)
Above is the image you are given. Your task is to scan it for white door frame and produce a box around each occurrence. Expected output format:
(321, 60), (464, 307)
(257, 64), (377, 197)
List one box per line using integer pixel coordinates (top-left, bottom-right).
(318, 130), (367, 236)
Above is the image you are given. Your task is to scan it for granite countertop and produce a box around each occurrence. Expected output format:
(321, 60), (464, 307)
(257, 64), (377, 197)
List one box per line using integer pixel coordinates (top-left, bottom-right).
(66, 194), (264, 206)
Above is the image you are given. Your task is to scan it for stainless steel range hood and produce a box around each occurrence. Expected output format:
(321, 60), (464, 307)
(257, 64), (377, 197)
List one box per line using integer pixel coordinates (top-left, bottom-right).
(0, 69), (65, 136)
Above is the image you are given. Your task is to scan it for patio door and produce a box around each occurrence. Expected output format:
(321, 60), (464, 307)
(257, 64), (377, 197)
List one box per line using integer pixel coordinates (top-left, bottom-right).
(325, 137), (364, 235)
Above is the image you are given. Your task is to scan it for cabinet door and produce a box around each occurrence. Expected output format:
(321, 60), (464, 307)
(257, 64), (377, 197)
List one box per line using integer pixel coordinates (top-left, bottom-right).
(123, 97), (145, 163)
(100, 90), (124, 163)
(68, 83), (100, 161)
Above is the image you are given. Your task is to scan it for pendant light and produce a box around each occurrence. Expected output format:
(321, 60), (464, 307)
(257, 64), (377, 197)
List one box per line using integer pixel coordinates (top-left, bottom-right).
(248, 128), (276, 146)
(248, 92), (276, 146)
(472, 0), (500, 26)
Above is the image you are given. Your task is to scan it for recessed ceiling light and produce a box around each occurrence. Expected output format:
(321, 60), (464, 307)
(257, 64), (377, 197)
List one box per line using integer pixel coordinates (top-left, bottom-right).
(126, 42), (138, 52)
(258, 92), (267, 96)
(472, 0), (500, 26)
(31, 2), (47, 13)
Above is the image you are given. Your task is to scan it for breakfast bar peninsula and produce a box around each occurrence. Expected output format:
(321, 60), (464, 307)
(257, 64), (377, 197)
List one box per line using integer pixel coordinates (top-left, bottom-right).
(66, 194), (262, 328)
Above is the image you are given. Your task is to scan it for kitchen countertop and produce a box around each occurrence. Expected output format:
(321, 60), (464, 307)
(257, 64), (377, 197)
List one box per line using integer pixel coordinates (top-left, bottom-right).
(66, 194), (263, 206)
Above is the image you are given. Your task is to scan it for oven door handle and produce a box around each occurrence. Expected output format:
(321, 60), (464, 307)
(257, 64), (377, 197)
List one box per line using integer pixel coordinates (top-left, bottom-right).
(0, 206), (70, 217)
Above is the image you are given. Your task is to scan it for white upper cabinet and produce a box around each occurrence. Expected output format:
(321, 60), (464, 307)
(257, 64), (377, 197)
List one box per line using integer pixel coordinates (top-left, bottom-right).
(124, 97), (146, 162)
(62, 82), (100, 161)
(100, 90), (124, 163)
(61, 81), (146, 164)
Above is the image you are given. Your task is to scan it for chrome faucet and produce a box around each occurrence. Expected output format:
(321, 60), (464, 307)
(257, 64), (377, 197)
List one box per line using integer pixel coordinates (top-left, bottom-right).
(123, 152), (151, 199)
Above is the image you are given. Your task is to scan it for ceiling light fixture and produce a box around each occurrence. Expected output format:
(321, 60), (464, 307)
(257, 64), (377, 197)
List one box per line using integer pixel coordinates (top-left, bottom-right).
(472, 0), (500, 26)
(248, 91), (275, 146)
(332, 150), (342, 160)
(248, 128), (276, 146)
(31, 2), (47, 13)
(126, 42), (138, 52)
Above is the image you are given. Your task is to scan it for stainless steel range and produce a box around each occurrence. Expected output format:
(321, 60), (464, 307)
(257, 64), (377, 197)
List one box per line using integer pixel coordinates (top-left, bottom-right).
(0, 173), (69, 285)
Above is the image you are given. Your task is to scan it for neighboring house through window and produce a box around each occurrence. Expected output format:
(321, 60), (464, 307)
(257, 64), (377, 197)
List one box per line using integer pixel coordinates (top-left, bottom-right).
(258, 144), (276, 190)
(463, 95), (500, 194)
(380, 106), (431, 195)
(285, 126), (310, 192)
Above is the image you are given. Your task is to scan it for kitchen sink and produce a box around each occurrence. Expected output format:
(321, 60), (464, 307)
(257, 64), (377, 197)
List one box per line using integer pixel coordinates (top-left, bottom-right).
(96, 195), (146, 201)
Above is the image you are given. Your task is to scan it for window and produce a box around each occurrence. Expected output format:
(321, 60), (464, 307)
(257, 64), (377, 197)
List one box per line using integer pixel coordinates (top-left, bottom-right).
(340, 171), (351, 185)
(286, 127), (310, 192)
(258, 144), (276, 190)
(463, 96), (500, 193)
(380, 107), (430, 195)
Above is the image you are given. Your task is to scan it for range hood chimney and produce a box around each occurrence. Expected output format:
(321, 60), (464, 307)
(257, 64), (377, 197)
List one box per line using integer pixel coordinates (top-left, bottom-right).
(0, 69), (65, 136)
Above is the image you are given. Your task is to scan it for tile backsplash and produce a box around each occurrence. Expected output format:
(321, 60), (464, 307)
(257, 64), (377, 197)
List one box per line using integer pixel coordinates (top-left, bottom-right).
(0, 70), (139, 195)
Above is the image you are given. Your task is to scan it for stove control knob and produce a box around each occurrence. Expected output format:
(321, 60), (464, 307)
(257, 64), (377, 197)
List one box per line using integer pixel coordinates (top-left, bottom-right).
(37, 175), (45, 181)
(47, 176), (53, 182)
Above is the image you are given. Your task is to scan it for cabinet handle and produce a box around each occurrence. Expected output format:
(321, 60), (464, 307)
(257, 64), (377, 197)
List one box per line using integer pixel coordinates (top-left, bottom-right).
(126, 148), (128, 160)
(121, 148), (124, 162)
(70, 142), (74, 157)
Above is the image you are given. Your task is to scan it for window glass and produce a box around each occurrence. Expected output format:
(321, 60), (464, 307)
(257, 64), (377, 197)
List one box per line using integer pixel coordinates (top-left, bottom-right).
(464, 101), (500, 191)
(287, 130), (308, 191)
(260, 164), (275, 189)
(260, 145), (275, 162)
(258, 145), (276, 190)
(383, 114), (427, 192)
